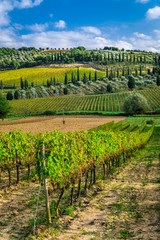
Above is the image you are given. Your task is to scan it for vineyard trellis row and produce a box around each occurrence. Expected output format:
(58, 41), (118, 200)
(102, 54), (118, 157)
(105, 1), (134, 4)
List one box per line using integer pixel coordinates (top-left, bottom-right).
(9, 87), (160, 115)
(0, 121), (155, 220)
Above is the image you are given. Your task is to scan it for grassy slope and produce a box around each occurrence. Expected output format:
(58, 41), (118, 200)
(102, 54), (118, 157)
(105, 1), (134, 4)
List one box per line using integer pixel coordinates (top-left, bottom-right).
(0, 67), (105, 86)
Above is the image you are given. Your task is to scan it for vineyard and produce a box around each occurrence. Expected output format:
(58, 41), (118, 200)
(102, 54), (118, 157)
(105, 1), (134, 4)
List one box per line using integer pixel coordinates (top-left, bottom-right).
(9, 86), (160, 115)
(0, 121), (154, 233)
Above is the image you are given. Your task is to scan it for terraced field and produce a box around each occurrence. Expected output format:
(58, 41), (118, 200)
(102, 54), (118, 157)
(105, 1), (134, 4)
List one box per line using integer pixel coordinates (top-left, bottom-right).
(9, 87), (160, 115)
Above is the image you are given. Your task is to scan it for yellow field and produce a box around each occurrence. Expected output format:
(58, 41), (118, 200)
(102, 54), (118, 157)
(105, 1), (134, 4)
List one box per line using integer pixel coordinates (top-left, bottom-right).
(0, 67), (105, 86)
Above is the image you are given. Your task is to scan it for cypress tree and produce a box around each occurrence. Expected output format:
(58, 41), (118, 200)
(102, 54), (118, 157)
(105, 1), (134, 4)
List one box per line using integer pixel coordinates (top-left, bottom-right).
(140, 65), (142, 76)
(65, 73), (68, 85)
(152, 67), (156, 75)
(71, 72), (74, 83)
(95, 71), (97, 81)
(83, 73), (87, 83)
(50, 77), (53, 85)
(0, 80), (3, 90)
(156, 75), (160, 86)
(122, 67), (125, 76)
(54, 77), (56, 86)
(106, 68), (109, 78)
(20, 77), (23, 89)
(24, 80), (28, 90)
(77, 68), (80, 81)
(89, 71), (92, 81)
(127, 67), (130, 76)
(47, 79), (50, 87)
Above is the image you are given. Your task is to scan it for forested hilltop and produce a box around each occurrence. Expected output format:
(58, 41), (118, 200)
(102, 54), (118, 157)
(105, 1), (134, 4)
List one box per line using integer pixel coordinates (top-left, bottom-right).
(0, 46), (160, 71)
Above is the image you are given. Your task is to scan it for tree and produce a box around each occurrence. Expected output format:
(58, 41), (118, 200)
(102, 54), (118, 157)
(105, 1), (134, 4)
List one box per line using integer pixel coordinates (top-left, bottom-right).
(77, 68), (80, 81)
(140, 65), (142, 76)
(89, 71), (92, 81)
(14, 90), (20, 100)
(107, 84), (112, 93)
(156, 75), (160, 86)
(24, 80), (29, 90)
(20, 77), (24, 89)
(6, 92), (13, 100)
(95, 71), (97, 81)
(0, 93), (10, 120)
(64, 73), (68, 85)
(123, 93), (151, 115)
(54, 77), (56, 86)
(63, 87), (68, 95)
(11, 60), (20, 70)
(83, 73), (87, 83)
(128, 75), (135, 89)
(0, 80), (3, 90)
(106, 68), (109, 78)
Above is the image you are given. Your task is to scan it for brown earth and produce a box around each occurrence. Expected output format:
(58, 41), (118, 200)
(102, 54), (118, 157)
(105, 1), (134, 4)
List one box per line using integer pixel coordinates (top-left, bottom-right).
(0, 116), (126, 133)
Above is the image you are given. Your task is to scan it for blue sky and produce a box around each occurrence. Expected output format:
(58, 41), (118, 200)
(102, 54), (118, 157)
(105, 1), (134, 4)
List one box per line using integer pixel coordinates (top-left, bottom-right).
(0, 0), (160, 51)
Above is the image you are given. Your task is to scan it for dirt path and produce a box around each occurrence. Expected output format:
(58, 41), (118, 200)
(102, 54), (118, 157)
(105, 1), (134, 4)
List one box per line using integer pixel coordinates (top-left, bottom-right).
(54, 127), (160, 240)
(0, 116), (126, 133)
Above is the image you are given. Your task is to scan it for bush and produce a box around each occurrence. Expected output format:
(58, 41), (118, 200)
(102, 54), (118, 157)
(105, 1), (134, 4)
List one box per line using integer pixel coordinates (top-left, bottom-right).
(6, 92), (13, 100)
(123, 93), (151, 115)
(155, 108), (160, 114)
(0, 93), (10, 120)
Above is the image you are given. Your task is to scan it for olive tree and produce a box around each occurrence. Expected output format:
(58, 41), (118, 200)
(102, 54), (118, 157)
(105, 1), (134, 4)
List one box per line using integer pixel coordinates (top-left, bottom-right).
(123, 93), (151, 115)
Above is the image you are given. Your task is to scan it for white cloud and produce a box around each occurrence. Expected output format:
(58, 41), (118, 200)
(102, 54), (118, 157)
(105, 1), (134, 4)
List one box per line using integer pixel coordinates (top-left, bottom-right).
(154, 29), (160, 37)
(146, 6), (160, 20)
(14, 0), (44, 9)
(54, 20), (66, 29)
(136, 0), (150, 3)
(81, 26), (101, 35)
(0, 0), (44, 27)
(0, 0), (14, 26)
(0, 27), (21, 47)
(27, 23), (48, 32)
(133, 32), (151, 39)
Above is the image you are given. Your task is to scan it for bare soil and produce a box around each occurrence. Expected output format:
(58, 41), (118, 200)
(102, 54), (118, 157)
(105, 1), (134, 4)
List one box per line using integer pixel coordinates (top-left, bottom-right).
(0, 116), (126, 133)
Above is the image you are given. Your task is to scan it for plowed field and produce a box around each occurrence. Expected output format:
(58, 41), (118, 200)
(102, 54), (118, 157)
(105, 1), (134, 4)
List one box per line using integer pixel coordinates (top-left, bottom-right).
(0, 116), (126, 133)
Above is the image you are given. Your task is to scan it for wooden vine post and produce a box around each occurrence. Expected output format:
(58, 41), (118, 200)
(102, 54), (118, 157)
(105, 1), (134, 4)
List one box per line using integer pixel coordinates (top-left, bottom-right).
(41, 145), (51, 224)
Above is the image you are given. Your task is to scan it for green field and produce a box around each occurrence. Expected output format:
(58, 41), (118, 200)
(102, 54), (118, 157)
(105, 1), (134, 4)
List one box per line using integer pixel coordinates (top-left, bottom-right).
(9, 87), (160, 115)
(0, 67), (105, 86)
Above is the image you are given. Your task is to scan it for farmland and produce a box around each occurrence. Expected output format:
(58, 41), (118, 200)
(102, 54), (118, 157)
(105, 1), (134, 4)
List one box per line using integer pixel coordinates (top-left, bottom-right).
(0, 46), (160, 240)
(0, 116), (126, 133)
(0, 118), (159, 240)
(0, 67), (105, 87)
(8, 86), (160, 115)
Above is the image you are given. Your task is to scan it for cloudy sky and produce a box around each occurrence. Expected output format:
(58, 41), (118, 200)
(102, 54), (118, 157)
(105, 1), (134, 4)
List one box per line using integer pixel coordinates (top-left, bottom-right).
(0, 0), (160, 51)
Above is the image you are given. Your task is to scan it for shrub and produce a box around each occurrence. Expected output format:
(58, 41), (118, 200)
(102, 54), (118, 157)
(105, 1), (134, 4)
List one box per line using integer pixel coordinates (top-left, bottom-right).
(123, 93), (151, 115)
(6, 92), (13, 100)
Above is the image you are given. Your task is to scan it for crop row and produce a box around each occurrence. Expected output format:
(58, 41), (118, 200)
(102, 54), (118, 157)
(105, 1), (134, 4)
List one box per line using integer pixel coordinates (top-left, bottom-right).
(9, 87), (160, 115)
(0, 122), (155, 218)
